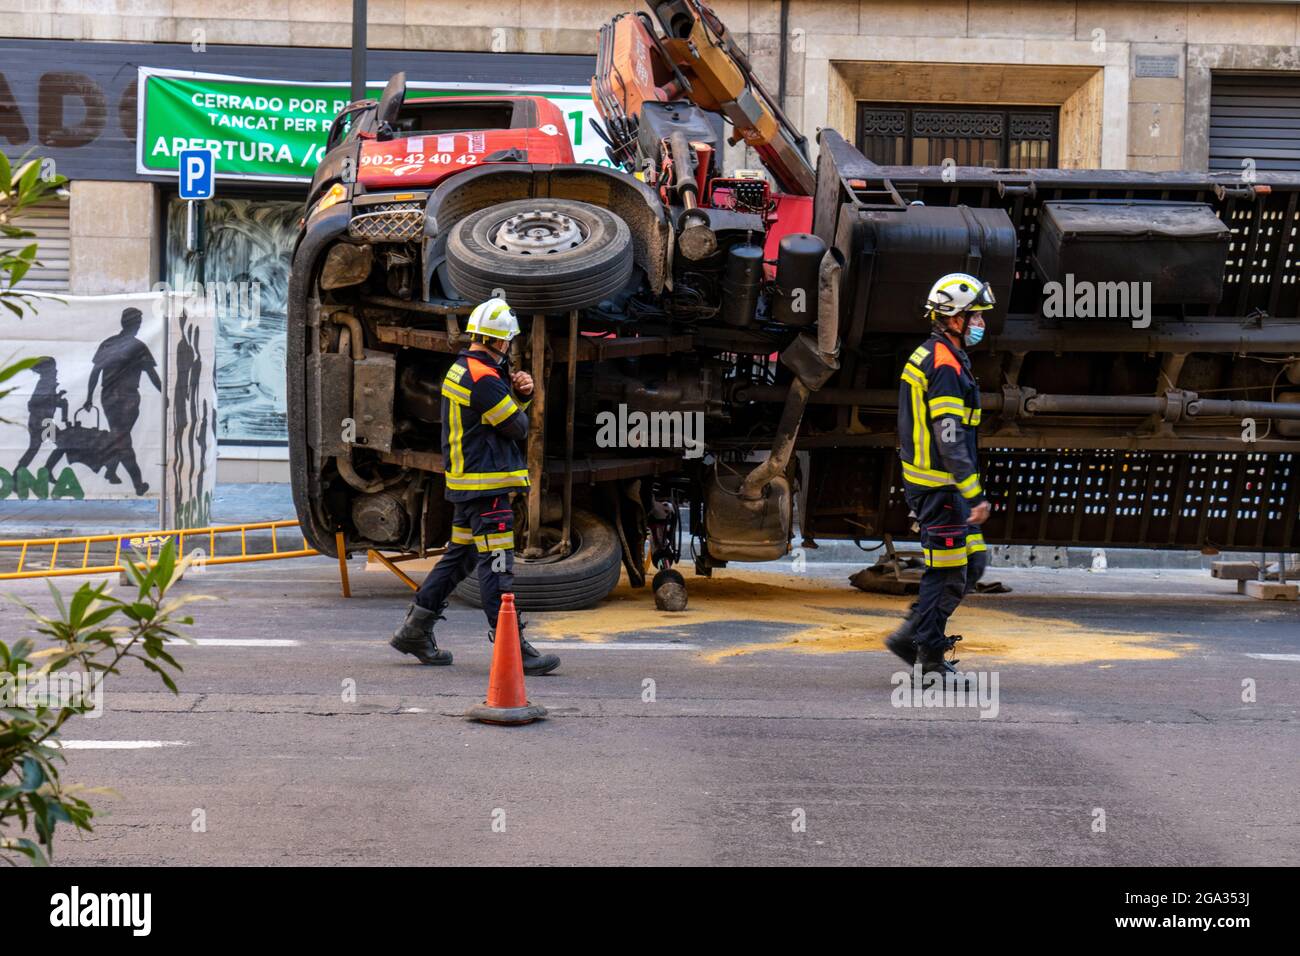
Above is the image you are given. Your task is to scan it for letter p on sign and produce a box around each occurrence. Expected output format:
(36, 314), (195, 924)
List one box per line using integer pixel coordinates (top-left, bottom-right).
(178, 148), (215, 200)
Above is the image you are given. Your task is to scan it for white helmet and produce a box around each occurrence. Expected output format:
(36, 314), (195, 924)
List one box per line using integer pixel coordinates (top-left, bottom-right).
(925, 273), (995, 318)
(465, 297), (520, 342)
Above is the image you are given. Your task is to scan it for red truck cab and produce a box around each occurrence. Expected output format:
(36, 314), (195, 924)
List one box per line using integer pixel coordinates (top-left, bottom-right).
(356, 95), (576, 191)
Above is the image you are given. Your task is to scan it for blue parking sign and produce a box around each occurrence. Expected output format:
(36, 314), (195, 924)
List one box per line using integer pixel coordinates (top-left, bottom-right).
(178, 148), (215, 200)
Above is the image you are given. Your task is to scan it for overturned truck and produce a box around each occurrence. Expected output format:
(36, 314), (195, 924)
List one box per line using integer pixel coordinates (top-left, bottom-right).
(287, 3), (1300, 610)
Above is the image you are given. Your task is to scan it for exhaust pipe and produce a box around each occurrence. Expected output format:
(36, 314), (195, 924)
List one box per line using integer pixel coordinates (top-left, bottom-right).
(738, 249), (842, 503)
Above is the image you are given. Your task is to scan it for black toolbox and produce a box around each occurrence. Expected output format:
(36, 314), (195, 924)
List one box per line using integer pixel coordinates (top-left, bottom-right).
(1033, 200), (1230, 305)
(851, 204), (1018, 334)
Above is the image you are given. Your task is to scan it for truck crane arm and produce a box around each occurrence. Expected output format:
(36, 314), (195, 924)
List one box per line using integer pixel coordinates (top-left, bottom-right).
(593, 0), (817, 196)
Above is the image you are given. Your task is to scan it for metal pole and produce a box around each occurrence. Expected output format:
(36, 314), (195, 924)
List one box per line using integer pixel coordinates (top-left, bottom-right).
(562, 310), (577, 556)
(988, 318), (1300, 354)
(734, 384), (1300, 421)
(350, 0), (367, 102)
(524, 314), (546, 557)
(159, 292), (170, 530)
(777, 0), (789, 108)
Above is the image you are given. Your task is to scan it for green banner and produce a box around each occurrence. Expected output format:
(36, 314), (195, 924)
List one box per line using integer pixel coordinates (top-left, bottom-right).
(137, 68), (605, 182)
(140, 71), (359, 180)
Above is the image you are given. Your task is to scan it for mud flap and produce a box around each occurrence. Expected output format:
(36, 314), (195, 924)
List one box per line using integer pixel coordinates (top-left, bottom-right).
(703, 468), (792, 562)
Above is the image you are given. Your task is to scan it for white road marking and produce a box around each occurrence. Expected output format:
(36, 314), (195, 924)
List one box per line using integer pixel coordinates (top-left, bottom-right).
(188, 638), (300, 647)
(1245, 653), (1300, 662)
(117, 638), (300, 647)
(529, 641), (699, 651)
(51, 740), (188, 750)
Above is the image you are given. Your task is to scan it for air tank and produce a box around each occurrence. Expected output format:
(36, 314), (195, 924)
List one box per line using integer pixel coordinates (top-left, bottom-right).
(773, 233), (826, 327)
(721, 242), (764, 327)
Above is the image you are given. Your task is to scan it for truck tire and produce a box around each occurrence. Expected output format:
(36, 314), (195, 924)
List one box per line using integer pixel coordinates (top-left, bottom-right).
(454, 509), (623, 611)
(445, 198), (634, 312)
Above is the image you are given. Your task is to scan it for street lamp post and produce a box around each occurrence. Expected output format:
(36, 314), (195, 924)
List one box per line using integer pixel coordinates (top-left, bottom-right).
(351, 0), (367, 102)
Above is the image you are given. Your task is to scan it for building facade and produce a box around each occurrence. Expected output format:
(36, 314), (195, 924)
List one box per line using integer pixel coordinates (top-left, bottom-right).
(3, 0), (1298, 479)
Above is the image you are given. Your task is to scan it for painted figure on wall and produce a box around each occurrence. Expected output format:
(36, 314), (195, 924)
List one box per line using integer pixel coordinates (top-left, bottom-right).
(15, 356), (67, 473)
(169, 306), (214, 527)
(80, 306), (161, 496)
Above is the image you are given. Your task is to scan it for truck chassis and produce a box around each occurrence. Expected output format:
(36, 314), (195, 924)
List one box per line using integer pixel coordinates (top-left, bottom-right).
(287, 6), (1300, 609)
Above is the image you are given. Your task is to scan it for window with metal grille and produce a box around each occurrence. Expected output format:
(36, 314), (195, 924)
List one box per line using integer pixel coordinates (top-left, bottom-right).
(856, 104), (1058, 169)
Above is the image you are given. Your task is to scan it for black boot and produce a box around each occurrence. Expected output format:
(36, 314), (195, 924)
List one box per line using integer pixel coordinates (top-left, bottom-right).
(520, 638), (561, 676)
(488, 617), (560, 676)
(917, 635), (970, 682)
(883, 602), (919, 665)
(390, 604), (453, 665)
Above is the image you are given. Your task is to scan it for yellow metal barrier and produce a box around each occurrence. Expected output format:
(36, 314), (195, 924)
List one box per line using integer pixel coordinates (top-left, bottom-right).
(0, 520), (317, 581)
(3, 522), (447, 599)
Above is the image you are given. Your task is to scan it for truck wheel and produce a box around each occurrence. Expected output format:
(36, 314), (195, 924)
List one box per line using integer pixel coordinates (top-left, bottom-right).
(445, 198), (634, 312)
(454, 509), (623, 611)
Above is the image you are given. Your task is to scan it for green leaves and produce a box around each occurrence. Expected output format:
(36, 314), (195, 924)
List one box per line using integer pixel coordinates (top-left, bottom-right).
(18, 756), (43, 793)
(0, 149), (135, 866)
(0, 355), (43, 383)
(1, 539), (201, 865)
(1, 148), (67, 321)
(0, 354), (43, 405)
(2, 149), (69, 420)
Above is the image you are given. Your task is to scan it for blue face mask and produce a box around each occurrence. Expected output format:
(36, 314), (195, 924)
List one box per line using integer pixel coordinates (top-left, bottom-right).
(964, 324), (985, 347)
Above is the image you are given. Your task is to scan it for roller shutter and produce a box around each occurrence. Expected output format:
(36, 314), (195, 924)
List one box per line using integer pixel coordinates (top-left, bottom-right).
(0, 201), (70, 292)
(1209, 73), (1300, 173)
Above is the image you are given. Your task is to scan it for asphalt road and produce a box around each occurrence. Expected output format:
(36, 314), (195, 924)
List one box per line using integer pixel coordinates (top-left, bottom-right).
(3, 558), (1296, 866)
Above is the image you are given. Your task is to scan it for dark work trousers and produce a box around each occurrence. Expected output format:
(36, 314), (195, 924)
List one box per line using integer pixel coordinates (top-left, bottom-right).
(896, 512), (989, 642)
(905, 488), (972, 655)
(415, 495), (515, 632)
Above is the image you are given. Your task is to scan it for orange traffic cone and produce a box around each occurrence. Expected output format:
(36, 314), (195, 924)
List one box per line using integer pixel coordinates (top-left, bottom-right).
(465, 594), (547, 725)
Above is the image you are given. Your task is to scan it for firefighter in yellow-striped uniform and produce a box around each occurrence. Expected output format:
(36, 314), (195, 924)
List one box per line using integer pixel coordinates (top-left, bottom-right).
(389, 298), (560, 676)
(884, 273), (994, 678)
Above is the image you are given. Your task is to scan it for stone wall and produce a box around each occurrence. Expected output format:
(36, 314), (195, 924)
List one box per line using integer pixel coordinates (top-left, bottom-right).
(68, 180), (158, 295)
(7, 1), (1299, 171)
(11, 0), (1300, 300)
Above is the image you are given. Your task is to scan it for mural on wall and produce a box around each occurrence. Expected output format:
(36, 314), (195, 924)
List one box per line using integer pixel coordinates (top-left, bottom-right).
(1, 291), (215, 519)
(1, 294), (164, 501)
(164, 297), (217, 529)
(166, 197), (299, 445)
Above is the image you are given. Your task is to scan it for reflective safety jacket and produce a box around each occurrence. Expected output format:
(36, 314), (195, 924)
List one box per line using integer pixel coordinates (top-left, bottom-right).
(897, 331), (986, 505)
(440, 349), (531, 502)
